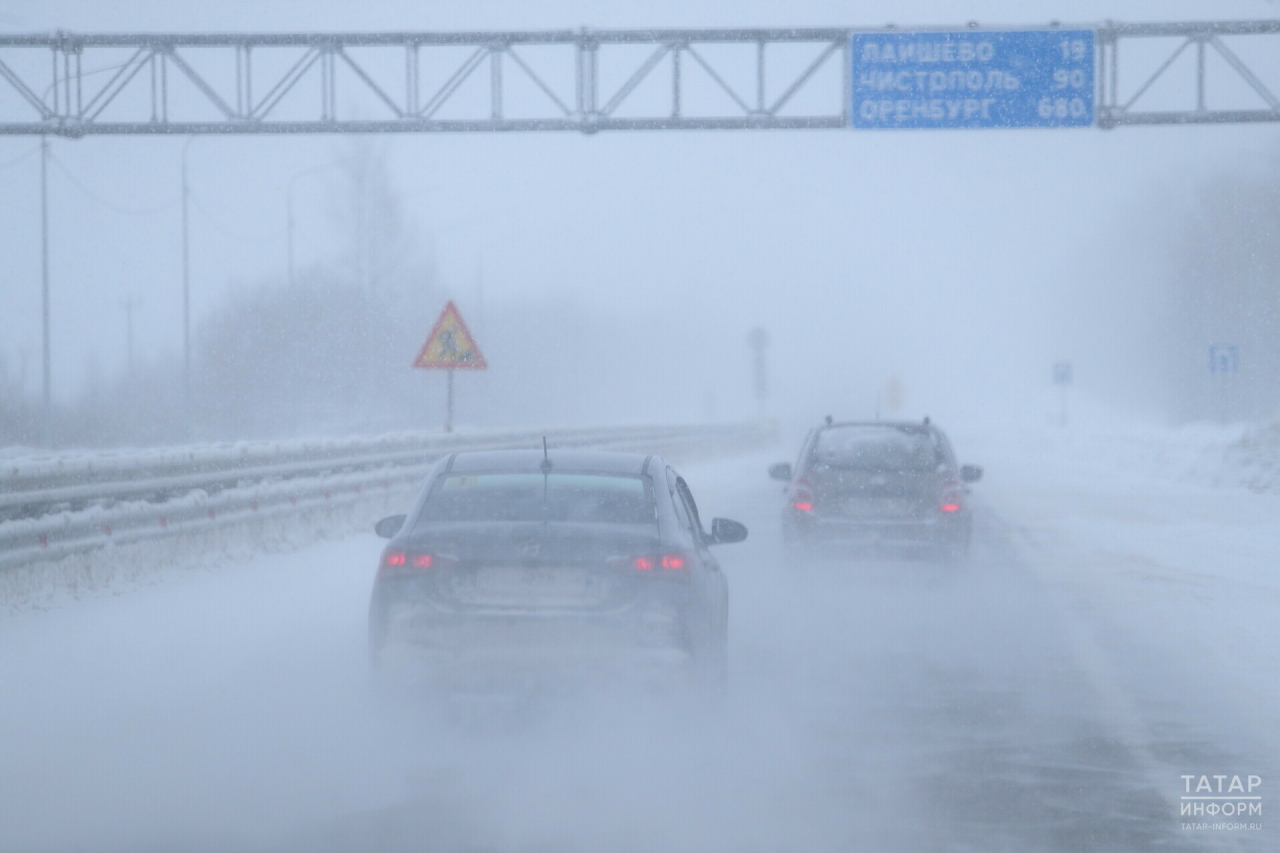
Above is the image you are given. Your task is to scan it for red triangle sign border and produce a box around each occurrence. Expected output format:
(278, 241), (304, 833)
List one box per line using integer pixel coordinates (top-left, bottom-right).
(412, 300), (488, 370)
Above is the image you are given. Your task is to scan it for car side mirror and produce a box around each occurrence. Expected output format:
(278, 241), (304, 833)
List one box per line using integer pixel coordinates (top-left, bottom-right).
(768, 462), (792, 482)
(374, 514), (406, 538)
(960, 465), (983, 483)
(710, 517), (748, 545)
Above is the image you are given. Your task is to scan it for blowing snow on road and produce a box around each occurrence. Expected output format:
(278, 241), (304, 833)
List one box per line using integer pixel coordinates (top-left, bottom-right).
(3, 427), (1276, 852)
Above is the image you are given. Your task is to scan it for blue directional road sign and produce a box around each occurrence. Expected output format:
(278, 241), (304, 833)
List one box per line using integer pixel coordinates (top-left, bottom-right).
(852, 29), (1095, 129)
(1209, 344), (1239, 375)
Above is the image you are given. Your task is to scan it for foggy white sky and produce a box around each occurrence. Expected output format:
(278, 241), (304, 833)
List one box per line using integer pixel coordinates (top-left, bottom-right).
(1, 0), (1278, 428)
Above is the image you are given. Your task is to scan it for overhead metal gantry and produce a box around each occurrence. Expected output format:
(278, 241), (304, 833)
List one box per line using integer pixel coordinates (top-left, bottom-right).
(0, 20), (1277, 136)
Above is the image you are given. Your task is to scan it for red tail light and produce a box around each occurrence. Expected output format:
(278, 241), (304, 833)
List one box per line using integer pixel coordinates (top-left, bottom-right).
(379, 548), (438, 578)
(940, 483), (963, 513)
(626, 553), (690, 573)
(793, 479), (814, 512)
(792, 476), (815, 513)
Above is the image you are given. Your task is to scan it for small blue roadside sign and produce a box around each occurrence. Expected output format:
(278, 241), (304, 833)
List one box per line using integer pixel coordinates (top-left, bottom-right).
(852, 29), (1095, 129)
(1053, 362), (1073, 385)
(1209, 344), (1238, 375)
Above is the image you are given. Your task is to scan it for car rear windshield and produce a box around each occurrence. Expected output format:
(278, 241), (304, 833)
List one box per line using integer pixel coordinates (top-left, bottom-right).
(416, 472), (655, 526)
(812, 427), (942, 472)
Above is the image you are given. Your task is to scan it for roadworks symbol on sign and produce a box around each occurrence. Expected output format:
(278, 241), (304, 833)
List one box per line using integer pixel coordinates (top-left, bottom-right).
(413, 301), (487, 370)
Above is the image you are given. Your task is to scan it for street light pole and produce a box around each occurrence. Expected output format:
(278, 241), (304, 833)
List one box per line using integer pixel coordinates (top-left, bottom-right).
(40, 135), (51, 414)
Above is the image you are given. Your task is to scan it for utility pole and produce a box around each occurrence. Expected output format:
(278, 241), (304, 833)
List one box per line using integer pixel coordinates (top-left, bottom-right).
(40, 136), (51, 414)
(181, 137), (193, 404)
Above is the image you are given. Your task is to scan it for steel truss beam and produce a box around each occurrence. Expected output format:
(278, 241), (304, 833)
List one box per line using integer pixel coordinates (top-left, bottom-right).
(0, 22), (1276, 135)
(1097, 20), (1280, 127)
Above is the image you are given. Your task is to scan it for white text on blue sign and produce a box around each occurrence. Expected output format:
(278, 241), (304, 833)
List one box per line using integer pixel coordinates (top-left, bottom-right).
(852, 30), (1096, 129)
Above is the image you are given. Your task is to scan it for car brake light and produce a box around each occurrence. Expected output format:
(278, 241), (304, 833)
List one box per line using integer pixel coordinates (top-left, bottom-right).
(379, 548), (438, 578)
(628, 553), (689, 572)
(939, 477), (964, 513)
(792, 476), (815, 513)
(939, 485), (963, 513)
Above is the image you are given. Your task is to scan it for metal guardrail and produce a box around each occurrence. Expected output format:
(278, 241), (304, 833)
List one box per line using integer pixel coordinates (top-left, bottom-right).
(0, 422), (776, 571)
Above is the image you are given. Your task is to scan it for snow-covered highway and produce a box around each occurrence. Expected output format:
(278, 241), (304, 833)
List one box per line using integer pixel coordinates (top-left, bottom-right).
(2, 427), (1276, 852)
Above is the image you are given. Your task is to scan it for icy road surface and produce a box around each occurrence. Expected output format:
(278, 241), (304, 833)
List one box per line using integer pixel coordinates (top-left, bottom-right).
(2, 429), (1277, 853)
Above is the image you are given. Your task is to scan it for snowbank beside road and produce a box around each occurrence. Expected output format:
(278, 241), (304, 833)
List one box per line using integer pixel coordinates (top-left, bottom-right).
(1228, 419), (1280, 493)
(963, 418), (1280, 495)
(958, 418), (1280, 783)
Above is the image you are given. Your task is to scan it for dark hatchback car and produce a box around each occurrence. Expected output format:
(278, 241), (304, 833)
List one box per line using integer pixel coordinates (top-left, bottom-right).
(369, 448), (746, 692)
(770, 419), (981, 560)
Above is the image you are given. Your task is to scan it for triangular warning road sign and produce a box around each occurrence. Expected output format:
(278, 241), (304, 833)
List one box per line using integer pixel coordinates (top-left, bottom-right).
(413, 301), (488, 370)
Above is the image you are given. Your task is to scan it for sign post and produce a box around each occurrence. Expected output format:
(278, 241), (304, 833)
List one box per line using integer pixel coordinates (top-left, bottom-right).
(746, 327), (770, 419)
(447, 369), (455, 431)
(413, 301), (487, 432)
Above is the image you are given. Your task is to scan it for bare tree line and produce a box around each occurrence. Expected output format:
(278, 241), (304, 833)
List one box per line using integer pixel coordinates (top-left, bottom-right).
(0, 138), (719, 449)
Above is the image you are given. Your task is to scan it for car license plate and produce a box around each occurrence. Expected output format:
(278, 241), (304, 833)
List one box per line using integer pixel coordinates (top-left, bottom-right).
(843, 497), (911, 517)
(452, 566), (610, 608)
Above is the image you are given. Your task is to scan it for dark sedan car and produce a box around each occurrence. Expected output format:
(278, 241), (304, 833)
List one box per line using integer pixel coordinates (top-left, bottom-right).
(770, 418), (981, 561)
(369, 448), (746, 693)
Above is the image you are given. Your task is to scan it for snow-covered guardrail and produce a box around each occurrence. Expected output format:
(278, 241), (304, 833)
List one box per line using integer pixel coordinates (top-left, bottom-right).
(0, 422), (776, 571)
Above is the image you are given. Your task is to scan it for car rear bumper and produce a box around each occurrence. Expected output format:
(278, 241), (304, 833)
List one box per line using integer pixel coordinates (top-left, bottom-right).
(784, 512), (969, 550)
(377, 641), (693, 691)
(371, 600), (697, 691)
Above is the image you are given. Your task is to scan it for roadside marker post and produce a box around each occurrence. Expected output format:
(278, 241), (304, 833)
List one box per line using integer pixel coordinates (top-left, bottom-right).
(1053, 361), (1073, 426)
(747, 327), (770, 420)
(413, 301), (488, 432)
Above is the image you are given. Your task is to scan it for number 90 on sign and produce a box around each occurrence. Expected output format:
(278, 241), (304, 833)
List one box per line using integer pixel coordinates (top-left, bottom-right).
(1053, 68), (1088, 89)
